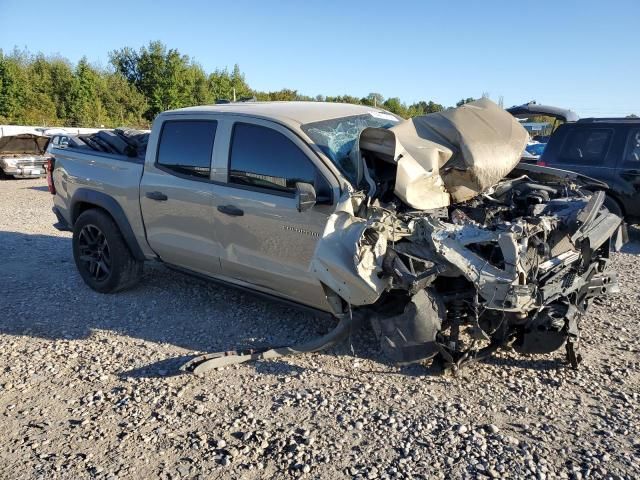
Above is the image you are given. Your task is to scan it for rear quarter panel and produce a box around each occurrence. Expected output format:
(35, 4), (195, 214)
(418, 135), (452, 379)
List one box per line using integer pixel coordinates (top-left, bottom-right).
(51, 147), (155, 258)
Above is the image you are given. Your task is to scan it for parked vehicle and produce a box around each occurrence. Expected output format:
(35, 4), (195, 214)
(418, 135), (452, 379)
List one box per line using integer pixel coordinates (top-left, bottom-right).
(0, 134), (50, 178)
(507, 102), (579, 165)
(537, 118), (640, 222)
(45, 134), (72, 154)
(49, 100), (622, 371)
(507, 101), (580, 124)
(520, 142), (547, 163)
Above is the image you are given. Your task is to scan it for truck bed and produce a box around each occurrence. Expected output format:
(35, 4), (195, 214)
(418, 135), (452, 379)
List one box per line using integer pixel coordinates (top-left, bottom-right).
(70, 128), (149, 160)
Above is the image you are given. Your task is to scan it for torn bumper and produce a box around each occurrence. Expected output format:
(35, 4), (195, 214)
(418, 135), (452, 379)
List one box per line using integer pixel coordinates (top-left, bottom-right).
(310, 186), (622, 367)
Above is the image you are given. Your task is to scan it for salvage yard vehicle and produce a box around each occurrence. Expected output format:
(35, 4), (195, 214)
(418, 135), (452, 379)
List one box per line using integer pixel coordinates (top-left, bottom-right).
(520, 142), (547, 164)
(536, 117), (640, 222)
(48, 99), (624, 373)
(0, 133), (50, 178)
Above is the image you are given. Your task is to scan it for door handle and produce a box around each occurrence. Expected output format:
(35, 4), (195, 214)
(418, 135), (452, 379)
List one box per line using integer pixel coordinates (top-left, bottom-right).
(622, 169), (640, 175)
(145, 191), (168, 201)
(217, 205), (244, 216)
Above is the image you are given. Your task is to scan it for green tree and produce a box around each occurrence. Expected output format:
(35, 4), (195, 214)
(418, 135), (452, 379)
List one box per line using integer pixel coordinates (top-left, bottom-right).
(110, 40), (211, 120)
(361, 92), (384, 107)
(100, 73), (148, 127)
(382, 97), (408, 117)
(456, 97), (476, 107)
(325, 94), (362, 105)
(0, 48), (30, 123)
(67, 57), (103, 126)
(406, 100), (445, 117)
(0, 42), (469, 128)
(48, 57), (76, 122)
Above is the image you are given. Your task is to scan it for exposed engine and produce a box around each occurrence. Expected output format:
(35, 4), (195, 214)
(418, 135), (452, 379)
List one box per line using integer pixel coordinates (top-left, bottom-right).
(311, 164), (624, 372)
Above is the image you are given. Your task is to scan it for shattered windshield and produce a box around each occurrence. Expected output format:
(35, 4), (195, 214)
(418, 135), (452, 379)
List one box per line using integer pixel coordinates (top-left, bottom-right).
(301, 112), (400, 183)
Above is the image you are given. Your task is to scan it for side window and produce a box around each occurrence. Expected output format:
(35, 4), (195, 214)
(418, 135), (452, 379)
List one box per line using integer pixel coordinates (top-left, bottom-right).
(229, 123), (317, 194)
(52, 136), (60, 145)
(624, 129), (640, 163)
(559, 128), (612, 164)
(157, 120), (217, 179)
(59, 136), (69, 146)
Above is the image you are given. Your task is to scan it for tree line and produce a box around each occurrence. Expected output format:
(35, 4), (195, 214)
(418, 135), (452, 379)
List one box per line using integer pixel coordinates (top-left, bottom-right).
(0, 41), (469, 129)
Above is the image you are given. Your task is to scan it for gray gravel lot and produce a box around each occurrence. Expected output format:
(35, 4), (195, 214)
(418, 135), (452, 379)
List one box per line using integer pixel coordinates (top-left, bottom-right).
(1, 178), (639, 480)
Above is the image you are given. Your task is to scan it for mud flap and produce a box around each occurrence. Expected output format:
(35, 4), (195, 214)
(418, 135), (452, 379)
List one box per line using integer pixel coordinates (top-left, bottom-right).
(370, 289), (444, 365)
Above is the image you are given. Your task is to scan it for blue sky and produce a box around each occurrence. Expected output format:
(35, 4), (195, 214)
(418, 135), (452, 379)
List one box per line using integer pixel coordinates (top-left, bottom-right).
(1, 0), (638, 116)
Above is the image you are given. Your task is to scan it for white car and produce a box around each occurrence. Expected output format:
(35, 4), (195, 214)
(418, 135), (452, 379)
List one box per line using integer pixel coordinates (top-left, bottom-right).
(0, 134), (50, 178)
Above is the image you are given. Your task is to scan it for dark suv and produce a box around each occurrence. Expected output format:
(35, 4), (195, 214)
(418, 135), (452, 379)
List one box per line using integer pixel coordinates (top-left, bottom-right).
(538, 118), (640, 221)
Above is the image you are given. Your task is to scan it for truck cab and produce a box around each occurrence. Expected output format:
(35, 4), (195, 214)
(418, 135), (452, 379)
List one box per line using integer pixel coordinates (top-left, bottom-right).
(138, 107), (349, 310)
(51, 102), (395, 312)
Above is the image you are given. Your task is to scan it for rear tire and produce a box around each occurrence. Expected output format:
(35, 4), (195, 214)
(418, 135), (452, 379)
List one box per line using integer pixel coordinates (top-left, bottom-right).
(72, 209), (143, 293)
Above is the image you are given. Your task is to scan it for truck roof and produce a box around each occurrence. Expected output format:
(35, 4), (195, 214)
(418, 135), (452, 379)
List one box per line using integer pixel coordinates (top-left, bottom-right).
(167, 101), (394, 127)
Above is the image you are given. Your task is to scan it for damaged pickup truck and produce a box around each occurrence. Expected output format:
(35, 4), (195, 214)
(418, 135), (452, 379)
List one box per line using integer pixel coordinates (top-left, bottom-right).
(48, 99), (624, 373)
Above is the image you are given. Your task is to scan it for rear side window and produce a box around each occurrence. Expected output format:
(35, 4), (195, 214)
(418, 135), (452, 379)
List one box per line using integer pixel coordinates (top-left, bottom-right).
(157, 120), (217, 179)
(228, 123), (316, 194)
(624, 128), (640, 163)
(559, 128), (612, 164)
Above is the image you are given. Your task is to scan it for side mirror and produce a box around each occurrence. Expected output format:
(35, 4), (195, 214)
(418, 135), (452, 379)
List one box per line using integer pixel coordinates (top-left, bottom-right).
(295, 182), (316, 212)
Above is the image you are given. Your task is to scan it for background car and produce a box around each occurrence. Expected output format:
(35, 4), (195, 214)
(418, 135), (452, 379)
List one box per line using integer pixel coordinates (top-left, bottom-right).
(0, 133), (50, 179)
(537, 117), (640, 221)
(520, 142), (547, 163)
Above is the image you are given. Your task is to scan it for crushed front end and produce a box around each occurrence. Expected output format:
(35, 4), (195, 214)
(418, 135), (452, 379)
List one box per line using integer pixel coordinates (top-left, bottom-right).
(311, 100), (624, 371)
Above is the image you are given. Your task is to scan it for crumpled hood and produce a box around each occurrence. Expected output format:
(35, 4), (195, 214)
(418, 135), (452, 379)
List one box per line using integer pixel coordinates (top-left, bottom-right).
(359, 98), (528, 209)
(0, 134), (50, 155)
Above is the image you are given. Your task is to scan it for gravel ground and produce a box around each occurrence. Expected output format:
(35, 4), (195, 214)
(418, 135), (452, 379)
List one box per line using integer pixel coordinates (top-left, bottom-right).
(1, 178), (639, 480)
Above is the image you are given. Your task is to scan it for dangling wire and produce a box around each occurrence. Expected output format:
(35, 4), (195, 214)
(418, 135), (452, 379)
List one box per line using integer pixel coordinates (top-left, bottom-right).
(348, 303), (355, 357)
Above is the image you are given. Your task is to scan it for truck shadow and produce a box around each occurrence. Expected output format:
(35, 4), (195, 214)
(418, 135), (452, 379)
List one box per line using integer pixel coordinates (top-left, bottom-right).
(0, 230), (385, 379)
(0, 229), (633, 380)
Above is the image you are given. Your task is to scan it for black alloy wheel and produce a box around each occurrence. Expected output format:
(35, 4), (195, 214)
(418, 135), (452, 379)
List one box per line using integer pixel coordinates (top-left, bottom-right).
(77, 224), (112, 282)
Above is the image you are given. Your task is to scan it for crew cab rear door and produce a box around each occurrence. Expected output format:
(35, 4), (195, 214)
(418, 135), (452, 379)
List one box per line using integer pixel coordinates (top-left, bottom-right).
(140, 117), (223, 276)
(210, 117), (339, 311)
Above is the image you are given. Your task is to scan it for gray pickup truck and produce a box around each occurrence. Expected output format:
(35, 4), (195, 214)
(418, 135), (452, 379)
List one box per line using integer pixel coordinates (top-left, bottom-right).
(49, 99), (624, 371)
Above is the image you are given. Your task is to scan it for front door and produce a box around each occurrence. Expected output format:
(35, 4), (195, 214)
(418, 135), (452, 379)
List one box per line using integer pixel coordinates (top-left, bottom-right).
(211, 120), (337, 311)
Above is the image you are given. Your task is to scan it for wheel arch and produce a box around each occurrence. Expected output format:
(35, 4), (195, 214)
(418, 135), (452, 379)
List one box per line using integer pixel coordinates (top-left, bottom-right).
(70, 189), (145, 261)
(602, 191), (626, 218)
(585, 186), (626, 219)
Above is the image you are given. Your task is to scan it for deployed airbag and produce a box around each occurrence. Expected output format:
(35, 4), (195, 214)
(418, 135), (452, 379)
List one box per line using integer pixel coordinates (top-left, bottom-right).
(360, 98), (528, 209)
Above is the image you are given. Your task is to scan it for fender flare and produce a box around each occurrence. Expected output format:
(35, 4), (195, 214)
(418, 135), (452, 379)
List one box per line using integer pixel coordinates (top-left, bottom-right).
(70, 188), (145, 261)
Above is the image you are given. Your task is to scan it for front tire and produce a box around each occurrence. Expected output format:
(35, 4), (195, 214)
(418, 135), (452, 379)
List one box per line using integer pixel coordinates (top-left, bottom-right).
(72, 209), (143, 293)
